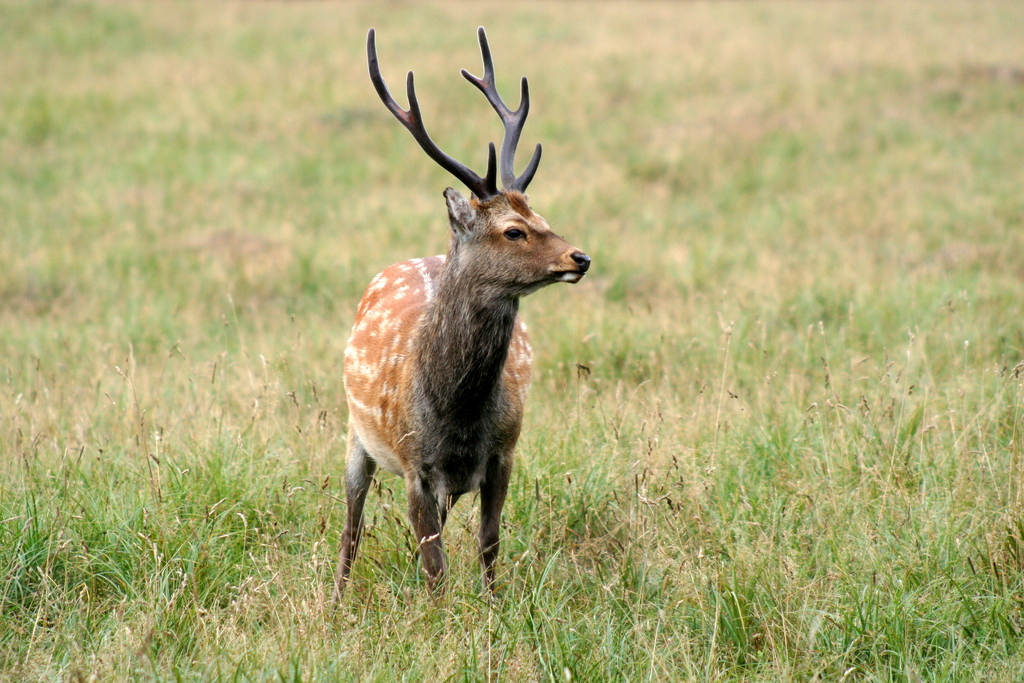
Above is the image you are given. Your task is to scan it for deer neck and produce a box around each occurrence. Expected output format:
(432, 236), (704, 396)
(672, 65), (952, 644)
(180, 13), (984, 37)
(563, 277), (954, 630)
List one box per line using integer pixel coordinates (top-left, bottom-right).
(413, 251), (519, 421)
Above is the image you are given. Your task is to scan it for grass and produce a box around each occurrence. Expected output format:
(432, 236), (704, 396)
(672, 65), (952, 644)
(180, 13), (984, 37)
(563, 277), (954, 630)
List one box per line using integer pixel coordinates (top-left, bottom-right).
(2, 0), (1024, 680)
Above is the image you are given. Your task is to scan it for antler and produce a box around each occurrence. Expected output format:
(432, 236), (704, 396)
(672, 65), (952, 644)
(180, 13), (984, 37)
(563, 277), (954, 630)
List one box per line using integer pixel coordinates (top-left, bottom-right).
(461, 27), (542, 193)
(367, 28), (499, 200)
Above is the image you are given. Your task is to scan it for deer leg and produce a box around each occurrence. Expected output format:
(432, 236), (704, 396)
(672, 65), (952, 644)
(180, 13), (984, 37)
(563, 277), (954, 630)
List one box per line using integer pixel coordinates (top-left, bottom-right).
(407, 473), (447, 592)
(479, 457), (512, 592)
(333, 431), (376, 603)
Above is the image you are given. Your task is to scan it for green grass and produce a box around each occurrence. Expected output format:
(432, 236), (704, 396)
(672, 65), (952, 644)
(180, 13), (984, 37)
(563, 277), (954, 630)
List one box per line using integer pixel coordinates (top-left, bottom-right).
(3, 0), (1024, 680)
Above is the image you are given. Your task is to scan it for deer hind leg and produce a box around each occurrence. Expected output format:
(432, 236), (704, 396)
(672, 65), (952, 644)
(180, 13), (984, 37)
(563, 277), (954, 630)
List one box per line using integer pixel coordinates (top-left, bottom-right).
(407, 472), (448, 592)
(479, 456), (512, 592)
(333, 430), (377, 603)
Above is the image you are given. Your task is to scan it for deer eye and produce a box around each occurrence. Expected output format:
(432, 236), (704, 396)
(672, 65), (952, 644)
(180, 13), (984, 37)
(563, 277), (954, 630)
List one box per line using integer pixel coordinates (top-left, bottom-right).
(504, 228), (526, 241)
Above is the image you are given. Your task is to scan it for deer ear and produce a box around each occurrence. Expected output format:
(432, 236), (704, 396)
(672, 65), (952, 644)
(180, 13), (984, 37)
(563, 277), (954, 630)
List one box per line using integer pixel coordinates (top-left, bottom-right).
(444, 187), (477, 241)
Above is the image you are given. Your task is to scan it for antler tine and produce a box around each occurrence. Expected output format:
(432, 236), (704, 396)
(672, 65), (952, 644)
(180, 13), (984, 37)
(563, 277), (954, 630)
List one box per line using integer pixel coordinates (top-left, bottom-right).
(367, 29), (499, 200)
(461, 27), (542, 193)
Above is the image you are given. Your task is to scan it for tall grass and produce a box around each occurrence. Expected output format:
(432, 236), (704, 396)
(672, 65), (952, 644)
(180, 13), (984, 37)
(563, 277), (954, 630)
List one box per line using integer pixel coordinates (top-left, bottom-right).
(2, 0), (1024, 680)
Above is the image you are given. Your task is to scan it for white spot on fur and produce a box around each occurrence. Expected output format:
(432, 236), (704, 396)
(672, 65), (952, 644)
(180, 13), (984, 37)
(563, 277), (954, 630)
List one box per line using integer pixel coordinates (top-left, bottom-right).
(347, 392), (382, 419)
(366, 273), (389, 295)
(412, 258), (435, 301)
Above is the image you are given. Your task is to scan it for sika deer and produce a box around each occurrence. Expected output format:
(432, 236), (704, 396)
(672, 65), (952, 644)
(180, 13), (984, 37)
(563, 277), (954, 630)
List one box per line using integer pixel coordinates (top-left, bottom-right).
(334, 28), (589, 598)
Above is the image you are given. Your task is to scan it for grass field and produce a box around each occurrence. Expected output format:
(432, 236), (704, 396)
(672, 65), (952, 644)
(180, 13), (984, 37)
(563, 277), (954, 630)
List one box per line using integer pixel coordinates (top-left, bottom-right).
(3, 1), (1024, 680)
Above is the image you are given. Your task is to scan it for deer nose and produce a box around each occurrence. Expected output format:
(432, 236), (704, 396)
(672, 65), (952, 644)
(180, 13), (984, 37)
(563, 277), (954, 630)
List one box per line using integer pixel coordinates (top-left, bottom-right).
(571, 252), (591, 273)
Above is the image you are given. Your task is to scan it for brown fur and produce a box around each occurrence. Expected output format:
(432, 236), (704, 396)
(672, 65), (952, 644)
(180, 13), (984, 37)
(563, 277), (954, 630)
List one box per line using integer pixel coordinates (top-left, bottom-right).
(505, 191), (533, 218)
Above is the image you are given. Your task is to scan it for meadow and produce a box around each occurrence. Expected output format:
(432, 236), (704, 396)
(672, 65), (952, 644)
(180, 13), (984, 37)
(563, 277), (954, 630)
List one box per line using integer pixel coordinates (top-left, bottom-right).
(2, 1), (1024, 680)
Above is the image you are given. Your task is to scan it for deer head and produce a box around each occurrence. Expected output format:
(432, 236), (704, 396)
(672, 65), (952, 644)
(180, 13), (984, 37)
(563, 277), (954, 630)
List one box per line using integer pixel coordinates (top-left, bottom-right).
(367, 27), (589, 294)
(442, 188), (589, 298)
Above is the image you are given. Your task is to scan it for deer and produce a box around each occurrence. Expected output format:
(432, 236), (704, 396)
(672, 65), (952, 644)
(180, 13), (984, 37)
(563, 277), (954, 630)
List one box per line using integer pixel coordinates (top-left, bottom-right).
(334, 27), (590, 599)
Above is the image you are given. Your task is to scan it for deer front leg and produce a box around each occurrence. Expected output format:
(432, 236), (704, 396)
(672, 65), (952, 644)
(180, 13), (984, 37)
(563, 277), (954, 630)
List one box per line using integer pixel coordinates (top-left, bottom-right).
(333, 431), (376, 603)
(407, 472), (447, 592)
(479, 457), (512, 592)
